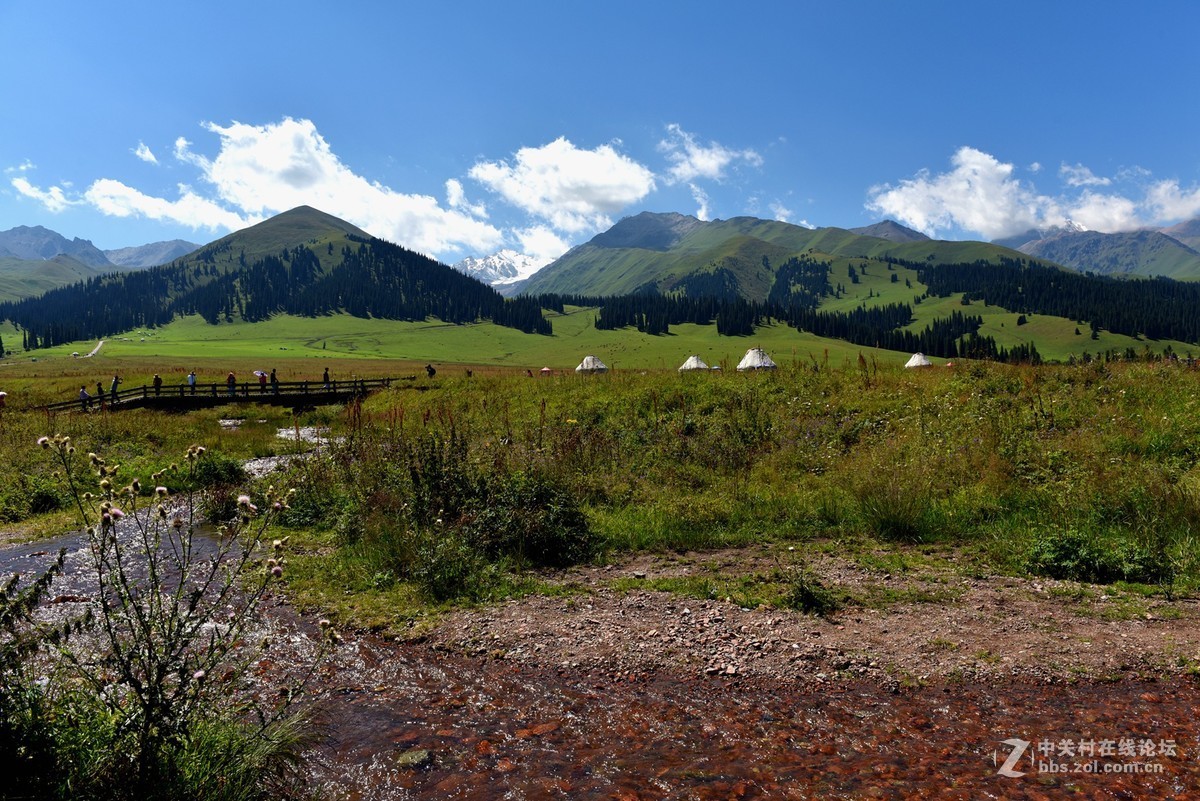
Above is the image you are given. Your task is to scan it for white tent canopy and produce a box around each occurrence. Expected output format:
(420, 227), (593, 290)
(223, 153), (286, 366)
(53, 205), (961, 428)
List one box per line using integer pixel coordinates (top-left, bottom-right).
(575, 355), (608, 374)
(736, 347), (777, 371)
(904, 352), (933, 368)
(678, 355), (709, 372)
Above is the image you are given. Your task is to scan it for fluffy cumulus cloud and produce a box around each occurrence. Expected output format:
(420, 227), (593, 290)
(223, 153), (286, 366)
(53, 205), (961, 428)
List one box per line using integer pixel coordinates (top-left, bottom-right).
(658, 124), (762, 185)
(11, 118), (505, 259)
(1146, 180), (1200, 221)
(514, 224), (572, 267)
(866, 147), (1051, 239)
(469, 137), (656, 234)
(172, 118), (504, 256)
(868, 147), (1200, 239)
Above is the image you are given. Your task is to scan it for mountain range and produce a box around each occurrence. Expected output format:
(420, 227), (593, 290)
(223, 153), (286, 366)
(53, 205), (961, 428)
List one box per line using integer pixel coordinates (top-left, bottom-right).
(0, 225), (201, 303)
(7, 206), (1200, 365)
(516, 212), (1055, 299)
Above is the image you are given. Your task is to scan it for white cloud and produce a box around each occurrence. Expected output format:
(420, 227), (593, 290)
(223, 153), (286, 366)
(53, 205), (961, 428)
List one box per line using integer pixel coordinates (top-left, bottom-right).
(4, 160), (35, 175)
(864, 147), (1200, 238)
(469, 136), (656, 234)
(769, 201), (793, 223)
(134, 142), (158, 165)
(1059, 162), (1110, 187)
(11, 118), (506, 259)
(83, 178), (251, 231)
(1064, 191), (1141, 232)
(445, 178), (487, 218)
(1029, 162), (1042, 174)
(689, 184), (711, 221)
(1146, 180), (1200, 222)
(514, 224), (571, 267)
(11, 177), (76, 212)
(658, 123), (762, 185)
(866, 147), (1051, 239)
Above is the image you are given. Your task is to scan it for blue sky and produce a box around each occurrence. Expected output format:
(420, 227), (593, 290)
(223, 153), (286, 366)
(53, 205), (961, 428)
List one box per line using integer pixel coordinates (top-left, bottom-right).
(3, 0), (1199, 267)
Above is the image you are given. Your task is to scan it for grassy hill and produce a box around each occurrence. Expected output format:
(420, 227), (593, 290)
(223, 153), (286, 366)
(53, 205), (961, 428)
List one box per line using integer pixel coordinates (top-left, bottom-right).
(0, 254), (104, 302)
(520, 212), (1057, 299)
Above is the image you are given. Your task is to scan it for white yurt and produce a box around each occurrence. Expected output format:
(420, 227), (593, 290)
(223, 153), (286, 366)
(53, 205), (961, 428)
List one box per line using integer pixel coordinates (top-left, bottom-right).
(736, 347), (777, 371)
(904, 352), (933, 368)
(575, 355), (609, 374)
(678, 355), (709, 372)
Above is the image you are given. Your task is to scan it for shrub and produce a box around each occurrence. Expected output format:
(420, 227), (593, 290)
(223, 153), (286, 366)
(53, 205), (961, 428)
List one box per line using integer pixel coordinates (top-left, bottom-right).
(466, 471), (595, 567)
(1025, 528), (1164, 585)
(21, 436), (327, 799)
(779, 560), (841, 617)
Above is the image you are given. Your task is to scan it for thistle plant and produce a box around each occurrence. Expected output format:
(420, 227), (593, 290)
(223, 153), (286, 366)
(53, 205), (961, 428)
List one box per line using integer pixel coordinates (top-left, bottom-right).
(36, 434), (333, 797)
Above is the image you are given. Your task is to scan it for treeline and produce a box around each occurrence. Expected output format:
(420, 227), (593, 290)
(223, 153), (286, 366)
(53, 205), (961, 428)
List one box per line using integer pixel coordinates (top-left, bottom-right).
(894, 256), (1200, 343)
(530, 251), (1040, 362)
(3, 238), (551, 347)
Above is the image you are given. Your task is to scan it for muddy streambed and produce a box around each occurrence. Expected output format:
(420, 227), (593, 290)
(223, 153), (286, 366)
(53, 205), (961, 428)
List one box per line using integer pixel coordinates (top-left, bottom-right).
(7, 524), (1198, 798)
(304, 632), (1200, 799)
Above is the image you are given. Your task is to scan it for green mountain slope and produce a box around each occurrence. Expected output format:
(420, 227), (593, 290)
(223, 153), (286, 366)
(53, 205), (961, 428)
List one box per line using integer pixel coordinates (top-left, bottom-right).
(0, 254), (103, 301)
(1019, 229), (1200, 280)
(1, 206), (549, 349)
(520, 212), (1048, 299)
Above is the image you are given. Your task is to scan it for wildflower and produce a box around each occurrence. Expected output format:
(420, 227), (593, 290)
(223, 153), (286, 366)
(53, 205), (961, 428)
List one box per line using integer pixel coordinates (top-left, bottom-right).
(273, 501), (283, 512)
(271, 565), (283, 578)
(318, 619), (331, 629)
(38, 436), (50, 448)
(192, 669), (206, 681)
(172, 517), (184, 530)
(237, 495), (252, 507)
(99, 479), (112, 491)
(272, 539), (283, 551)
(110, 508), (124, 520)
(131, 479), (140, 493)
(156, 486), (168, 497)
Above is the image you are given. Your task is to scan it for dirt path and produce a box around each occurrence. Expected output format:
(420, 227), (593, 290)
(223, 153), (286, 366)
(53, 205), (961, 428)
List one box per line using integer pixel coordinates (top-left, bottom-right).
(293, 548), (1200, 798)
(426, 548), (1200, 688)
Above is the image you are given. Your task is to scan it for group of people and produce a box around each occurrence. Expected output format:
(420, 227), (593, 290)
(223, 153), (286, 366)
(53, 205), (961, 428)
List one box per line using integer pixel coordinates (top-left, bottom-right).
(78, 374), (124, 410)
(76, 369), (281, 409)
(70, 365), (399, 410)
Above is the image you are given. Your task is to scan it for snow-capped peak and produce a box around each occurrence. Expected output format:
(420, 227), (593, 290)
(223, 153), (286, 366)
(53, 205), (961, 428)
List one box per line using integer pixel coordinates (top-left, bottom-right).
(452, 249), (547, 287)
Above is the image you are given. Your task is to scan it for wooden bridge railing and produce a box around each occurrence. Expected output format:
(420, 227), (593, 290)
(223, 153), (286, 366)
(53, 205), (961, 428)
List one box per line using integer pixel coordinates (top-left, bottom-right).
(42, 376), (413, 413)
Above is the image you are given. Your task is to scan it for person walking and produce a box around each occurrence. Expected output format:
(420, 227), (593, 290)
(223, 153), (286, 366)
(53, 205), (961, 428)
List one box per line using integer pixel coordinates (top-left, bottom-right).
(270, 368), (279, 394)
(226, 371), (237, 397)
(258, 371), (268, 392)
(110, 374), (121, 404)
(322, 367), (330, 390)
(187, 370), (197, 395)
(152, 374), (163, 396)
(79, 385), (91, 411)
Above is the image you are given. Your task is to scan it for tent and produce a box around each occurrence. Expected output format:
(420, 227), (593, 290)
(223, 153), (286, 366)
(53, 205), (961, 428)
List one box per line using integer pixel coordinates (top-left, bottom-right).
(678, 355), (709, 372)
(736, 347), (777, 371)
(904, 352), (933, 368)
(575, 355), (608, 374)
(539, 367), (552, 375)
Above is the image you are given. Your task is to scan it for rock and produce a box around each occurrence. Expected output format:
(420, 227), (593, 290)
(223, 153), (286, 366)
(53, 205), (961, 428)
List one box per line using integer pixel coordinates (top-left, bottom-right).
(394, 748), (433, 769)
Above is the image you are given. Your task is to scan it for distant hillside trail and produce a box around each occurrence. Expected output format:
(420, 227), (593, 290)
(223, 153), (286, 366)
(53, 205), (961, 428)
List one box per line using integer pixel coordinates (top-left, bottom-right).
(83, 340), (104, 357)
